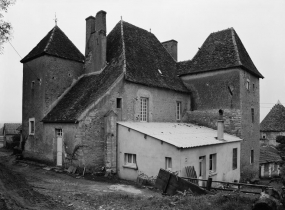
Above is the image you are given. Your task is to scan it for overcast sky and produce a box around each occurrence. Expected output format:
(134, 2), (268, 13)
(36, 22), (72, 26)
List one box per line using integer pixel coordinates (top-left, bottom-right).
(0, 0), (284, 123)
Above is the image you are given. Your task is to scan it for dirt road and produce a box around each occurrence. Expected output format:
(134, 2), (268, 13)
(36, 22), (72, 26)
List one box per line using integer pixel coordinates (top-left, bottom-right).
(0, 149), (157, 210)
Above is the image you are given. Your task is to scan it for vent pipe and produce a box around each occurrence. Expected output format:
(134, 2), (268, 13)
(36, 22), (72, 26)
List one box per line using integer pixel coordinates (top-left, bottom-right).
(217, 109), (224, 140)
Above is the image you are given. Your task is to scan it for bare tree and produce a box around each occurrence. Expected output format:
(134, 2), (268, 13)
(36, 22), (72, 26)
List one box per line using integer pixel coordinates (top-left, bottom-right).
(0, 0), (16, 54)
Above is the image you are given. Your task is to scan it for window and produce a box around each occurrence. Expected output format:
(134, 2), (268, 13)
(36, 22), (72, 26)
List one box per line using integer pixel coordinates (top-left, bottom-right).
(251, 108), (254, 123)
(209, 154), (217, 173)
(140, 97), (148, 122)
(31, 81), (35, 89)
(252, 84), (255, 91)
(116, 98), (122, 108)
(165, 157), (172, 170)
(262, 133), (266, 139)
(233, 148), (237, 170)
(55, 129), (63, 137)
(250, 150), (254, 164)
(246, 79), (250, 90)
(29, 118), (35, 135)
(124, 153), (136, 167)
(176, 101), (181, 121)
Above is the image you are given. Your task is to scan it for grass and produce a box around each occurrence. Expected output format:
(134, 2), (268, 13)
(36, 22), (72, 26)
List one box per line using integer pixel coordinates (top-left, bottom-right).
(73, 191), (258, 210)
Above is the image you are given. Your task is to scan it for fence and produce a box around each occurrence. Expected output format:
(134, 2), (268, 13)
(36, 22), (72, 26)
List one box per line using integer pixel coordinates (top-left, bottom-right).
(182, 177), (270, 195)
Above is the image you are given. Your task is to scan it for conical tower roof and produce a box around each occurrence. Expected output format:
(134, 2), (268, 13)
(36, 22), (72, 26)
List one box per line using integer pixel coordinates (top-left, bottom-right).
(260, 102), (285, 131)
(21, 26), (84, 63)
(178, 28), (263, 78)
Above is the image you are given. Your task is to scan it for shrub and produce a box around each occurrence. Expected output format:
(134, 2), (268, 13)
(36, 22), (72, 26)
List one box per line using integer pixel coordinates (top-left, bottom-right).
(240, 165), (258, 183)
(6, 134), (20, 149)
(276, 135), (285, 144)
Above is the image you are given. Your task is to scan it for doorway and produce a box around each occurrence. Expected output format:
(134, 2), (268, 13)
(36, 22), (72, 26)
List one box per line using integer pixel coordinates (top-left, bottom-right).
(56, 129), (63, 166)
(199, 156), (206, 187)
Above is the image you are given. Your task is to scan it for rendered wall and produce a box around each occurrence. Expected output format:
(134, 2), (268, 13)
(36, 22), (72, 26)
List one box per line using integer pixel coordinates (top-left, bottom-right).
(260, 131), (285, 146)
(117, 124), (240, 183)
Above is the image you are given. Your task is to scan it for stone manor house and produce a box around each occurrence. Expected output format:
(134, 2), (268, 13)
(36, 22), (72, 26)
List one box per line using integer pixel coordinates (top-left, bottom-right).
(20, 11), (263, 180)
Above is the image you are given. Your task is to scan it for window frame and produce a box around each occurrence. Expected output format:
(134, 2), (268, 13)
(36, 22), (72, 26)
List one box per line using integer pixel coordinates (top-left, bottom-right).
(232, 148), (237, 170)
(176, 101), (181, 121)
(124, 153), (137, 168)
(250, 149), (254, 164)
(116, 98), (122, 109)
(55, 128), (63, 137)
(140, 97), (148, 122)
(29, 118), (35, 135)
(251, 108), (255, 123)
(209, 153), (217, 173)
(165, 157), (172, 170)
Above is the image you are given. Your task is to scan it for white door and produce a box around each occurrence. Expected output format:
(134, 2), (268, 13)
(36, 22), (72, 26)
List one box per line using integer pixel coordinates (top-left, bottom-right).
(57, 136), (63, 166)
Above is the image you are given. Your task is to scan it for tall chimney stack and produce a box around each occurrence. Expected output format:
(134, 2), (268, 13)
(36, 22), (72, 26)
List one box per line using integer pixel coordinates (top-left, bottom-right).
(161, 40), (178, 61)
(217, 109), (224, 140)
(84, 10), (107, 74)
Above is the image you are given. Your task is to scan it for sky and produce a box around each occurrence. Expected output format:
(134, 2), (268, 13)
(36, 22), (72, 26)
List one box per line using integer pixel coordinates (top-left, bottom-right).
(0, 0), (285, 124)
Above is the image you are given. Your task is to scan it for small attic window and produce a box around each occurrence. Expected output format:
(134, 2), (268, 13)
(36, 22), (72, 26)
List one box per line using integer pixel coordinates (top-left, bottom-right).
(158, 69), (162, 75)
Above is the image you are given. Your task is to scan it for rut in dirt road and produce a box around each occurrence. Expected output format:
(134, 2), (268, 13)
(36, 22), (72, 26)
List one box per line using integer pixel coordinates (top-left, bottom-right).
(0, 162), (73, 210)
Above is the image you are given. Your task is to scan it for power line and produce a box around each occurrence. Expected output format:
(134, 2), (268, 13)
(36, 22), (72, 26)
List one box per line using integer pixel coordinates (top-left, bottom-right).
(8, 40), (41, 81)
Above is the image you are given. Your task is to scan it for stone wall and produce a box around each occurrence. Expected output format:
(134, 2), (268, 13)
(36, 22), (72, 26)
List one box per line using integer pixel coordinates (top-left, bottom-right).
(260, 131), (285, 146)
(22, 55), (83, 162)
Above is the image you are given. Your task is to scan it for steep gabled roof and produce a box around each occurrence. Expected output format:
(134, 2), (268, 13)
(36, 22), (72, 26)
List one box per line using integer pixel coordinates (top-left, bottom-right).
(43, 21), (190, 122)
(178, 28), (263, 78)
(42, 22), (124, 123)
(123, 22), (188, 93)
(21, 26), (84, 63)
(260, 103), (285, 132)
(3, 123), (21, 135)
(260, 146), (282, 164)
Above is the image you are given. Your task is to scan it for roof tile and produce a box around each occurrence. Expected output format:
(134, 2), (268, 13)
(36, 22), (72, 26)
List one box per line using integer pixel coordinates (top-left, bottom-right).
(21, 26), (84, 63)
(260, 103), (285, 132)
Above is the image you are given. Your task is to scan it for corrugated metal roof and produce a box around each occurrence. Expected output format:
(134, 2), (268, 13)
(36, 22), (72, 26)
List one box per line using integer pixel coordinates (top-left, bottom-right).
(117, 122), (242, 148)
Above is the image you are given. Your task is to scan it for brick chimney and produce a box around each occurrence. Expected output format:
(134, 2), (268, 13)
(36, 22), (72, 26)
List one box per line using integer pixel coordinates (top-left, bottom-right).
(161, 40), (178, 61)
(217, 109), (224, 140)
(84, 10), (107, 74)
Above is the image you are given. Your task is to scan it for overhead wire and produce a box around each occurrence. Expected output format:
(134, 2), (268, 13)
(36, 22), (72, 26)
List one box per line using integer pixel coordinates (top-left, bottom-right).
(8, 40), (41, 81)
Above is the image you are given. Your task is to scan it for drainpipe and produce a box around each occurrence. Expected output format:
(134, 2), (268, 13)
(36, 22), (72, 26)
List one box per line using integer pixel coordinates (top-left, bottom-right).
(217, 110), (224, 140)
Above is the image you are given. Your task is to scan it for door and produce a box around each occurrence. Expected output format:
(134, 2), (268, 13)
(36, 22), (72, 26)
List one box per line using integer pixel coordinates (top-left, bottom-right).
(199, 156), (206, 187)
(57, 136), (63, 166)
(56, 129), (63, 166)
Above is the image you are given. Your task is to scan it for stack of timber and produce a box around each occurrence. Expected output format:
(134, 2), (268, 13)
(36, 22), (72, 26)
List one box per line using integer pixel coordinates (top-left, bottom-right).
(155, 169), (209, 195)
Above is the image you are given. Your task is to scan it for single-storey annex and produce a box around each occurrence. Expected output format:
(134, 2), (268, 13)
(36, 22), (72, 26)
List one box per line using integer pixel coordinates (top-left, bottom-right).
(117, 122), (241, 184)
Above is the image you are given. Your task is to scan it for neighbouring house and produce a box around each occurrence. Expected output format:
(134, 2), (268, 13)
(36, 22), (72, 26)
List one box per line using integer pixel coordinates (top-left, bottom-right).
(259, 146), (282, 178)
(117, 122), (241, 185)
(2, 123), (21, 148)
(20, 10), (263, 180)
(260, 101), (285, 146)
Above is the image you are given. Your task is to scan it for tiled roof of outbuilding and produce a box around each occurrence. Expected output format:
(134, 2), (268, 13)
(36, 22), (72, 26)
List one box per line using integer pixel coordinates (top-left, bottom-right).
(42, 23), (124, 123)
(123, 22), (188, 93)
(260, 103), (285, 132)
(260, 146), (282, 164)
(21, 26), (84, 63)
(3, 123), (21, 135)
(178, 28), (263, 78)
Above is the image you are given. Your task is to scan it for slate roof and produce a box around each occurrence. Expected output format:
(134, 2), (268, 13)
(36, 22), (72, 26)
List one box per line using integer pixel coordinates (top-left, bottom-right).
(260, 103), (285, 132)
(21, 26), (84, 63)
(123, 22), (188, 92)
(178, 28), (263, 78)
(42, 21), (189, 122)
(118, 122), (242, 148)
(3, 123), (21, 135)
(260, 146), (282, 164)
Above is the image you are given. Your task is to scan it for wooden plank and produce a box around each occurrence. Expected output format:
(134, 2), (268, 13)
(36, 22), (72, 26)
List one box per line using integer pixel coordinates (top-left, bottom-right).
(155, 169), (209, 195)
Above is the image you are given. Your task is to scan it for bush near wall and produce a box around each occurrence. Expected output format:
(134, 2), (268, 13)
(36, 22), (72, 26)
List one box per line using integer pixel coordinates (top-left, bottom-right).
(6, 134), (20, 149)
